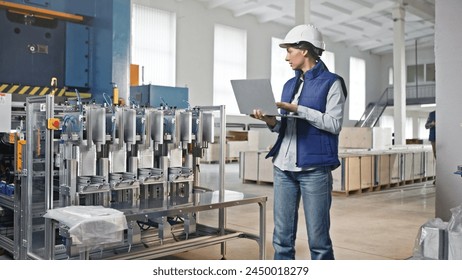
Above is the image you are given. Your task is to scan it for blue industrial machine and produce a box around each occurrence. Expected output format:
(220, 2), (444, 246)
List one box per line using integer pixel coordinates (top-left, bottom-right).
(0, 0), (130, 103)
(130, 85), (190, 109)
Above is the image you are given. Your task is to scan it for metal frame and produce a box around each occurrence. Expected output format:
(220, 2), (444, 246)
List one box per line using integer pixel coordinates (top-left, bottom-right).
(19, 95), (55, 259)
(9, 101), (267, 260)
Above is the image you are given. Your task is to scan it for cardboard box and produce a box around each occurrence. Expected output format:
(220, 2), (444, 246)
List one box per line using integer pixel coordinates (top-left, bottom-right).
(339, 127), (392, 149)
(241, 151), (273, 183)
(406, 139), (424, 144)
(403, 152), (414, 181)
(242, 151), (258, 181)
(338, 154), (374, 192)
(376, 154), (390, 185)
(227, 130), (249, 141)
(258, 151), (273, 183)
(413, 152), (425, 179)
(389, 153), (401, 183)
(426, 150), (436, 177)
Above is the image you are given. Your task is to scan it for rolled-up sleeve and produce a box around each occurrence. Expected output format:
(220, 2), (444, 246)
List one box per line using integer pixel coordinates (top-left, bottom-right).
(296, 79), (345, 134)
(268, 120), (281, 133)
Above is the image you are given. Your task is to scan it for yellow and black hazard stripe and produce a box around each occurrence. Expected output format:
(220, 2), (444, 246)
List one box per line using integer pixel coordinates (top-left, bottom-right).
(0, 83), (67, 96)
(0, 83), (92, 99)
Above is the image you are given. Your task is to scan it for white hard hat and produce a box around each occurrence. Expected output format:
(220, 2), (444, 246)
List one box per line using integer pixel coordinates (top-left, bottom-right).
(279, 24), (325, 50)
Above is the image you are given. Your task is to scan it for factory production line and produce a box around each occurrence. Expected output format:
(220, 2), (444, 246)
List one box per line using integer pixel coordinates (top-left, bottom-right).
(0, 92), (267, 261)
(0, 0), (267, 260)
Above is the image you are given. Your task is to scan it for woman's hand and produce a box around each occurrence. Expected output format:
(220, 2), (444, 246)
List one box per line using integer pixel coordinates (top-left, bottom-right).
(276, 102), (298, 113)
(251, 109), (277, 127)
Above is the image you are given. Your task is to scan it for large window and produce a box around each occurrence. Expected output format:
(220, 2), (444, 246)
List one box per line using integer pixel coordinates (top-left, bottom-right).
(405, 117), (413, 139)
(271, 37), (293, 101)
(406, 63), (435, 84)
(418, 117), (428, 140)
(131, 5), (176, 86)
(349, 57), (366, 120)
(213, 24), (247, 114)
(407, 64), (424, 84)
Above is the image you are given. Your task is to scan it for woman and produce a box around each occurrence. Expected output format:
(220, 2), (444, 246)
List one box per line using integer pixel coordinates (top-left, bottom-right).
(252, 24), (346, 260)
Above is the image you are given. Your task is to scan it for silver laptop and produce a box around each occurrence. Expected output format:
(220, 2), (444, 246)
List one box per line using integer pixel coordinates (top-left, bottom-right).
(230, 79), (302, 118)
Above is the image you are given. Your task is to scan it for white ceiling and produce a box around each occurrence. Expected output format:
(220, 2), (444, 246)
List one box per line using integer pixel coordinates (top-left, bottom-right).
(196, 0), (435, 55)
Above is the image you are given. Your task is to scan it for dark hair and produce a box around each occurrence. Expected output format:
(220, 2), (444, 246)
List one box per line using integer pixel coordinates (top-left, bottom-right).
(293, 41), (323, 61)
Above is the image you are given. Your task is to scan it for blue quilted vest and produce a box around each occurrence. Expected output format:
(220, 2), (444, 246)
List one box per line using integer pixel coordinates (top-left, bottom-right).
(267, 61), (342, 169)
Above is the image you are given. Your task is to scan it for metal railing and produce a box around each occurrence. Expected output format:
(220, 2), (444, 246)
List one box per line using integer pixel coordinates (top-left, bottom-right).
(355, 84), (435, 127)
(386, 84), (436, 105)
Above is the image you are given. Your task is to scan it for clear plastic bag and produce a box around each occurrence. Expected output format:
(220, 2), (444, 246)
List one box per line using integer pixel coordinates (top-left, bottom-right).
(447, 205), (462, 259)
(44, 206), (128, 248)
(412, 218), (448, 260)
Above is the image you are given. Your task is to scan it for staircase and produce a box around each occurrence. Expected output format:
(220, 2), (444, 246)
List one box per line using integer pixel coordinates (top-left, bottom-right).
(355, 88), (389, 127)
(355, 84), (435, 128)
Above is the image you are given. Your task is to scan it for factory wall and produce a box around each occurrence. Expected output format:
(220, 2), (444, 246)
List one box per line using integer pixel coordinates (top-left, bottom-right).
(380, 46), (435, 92)
(131, 0), (383, 128)
(434, 0), (462, 221)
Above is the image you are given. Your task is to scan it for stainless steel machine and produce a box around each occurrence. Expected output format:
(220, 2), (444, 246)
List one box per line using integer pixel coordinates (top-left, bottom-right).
(0, 94), (266, 260)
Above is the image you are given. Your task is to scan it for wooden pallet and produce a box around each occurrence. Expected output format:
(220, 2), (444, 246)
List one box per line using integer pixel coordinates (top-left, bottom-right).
(332, 188), (363, 196)
(389, 182), (401, 188)
(332, 177), (434, 196)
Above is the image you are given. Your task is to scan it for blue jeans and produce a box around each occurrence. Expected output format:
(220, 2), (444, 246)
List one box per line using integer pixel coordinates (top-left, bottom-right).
(273, 166), (334, 260)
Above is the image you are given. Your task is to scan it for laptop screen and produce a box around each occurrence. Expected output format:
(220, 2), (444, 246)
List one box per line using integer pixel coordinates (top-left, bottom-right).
(230, 79), (280, 116)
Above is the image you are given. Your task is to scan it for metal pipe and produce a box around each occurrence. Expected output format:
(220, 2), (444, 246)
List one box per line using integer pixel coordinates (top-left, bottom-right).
(259, 201), (267, 260)
(218, 105), (226, 257)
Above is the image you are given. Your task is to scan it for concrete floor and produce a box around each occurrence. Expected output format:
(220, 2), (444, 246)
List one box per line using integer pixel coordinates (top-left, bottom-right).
(0, 162), (435, 260)
(164, 162), (435, 260)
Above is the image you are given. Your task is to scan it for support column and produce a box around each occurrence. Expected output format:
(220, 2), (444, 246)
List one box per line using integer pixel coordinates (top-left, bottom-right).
(295, 0), (311, 25)
(392, 3), (406, 145)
